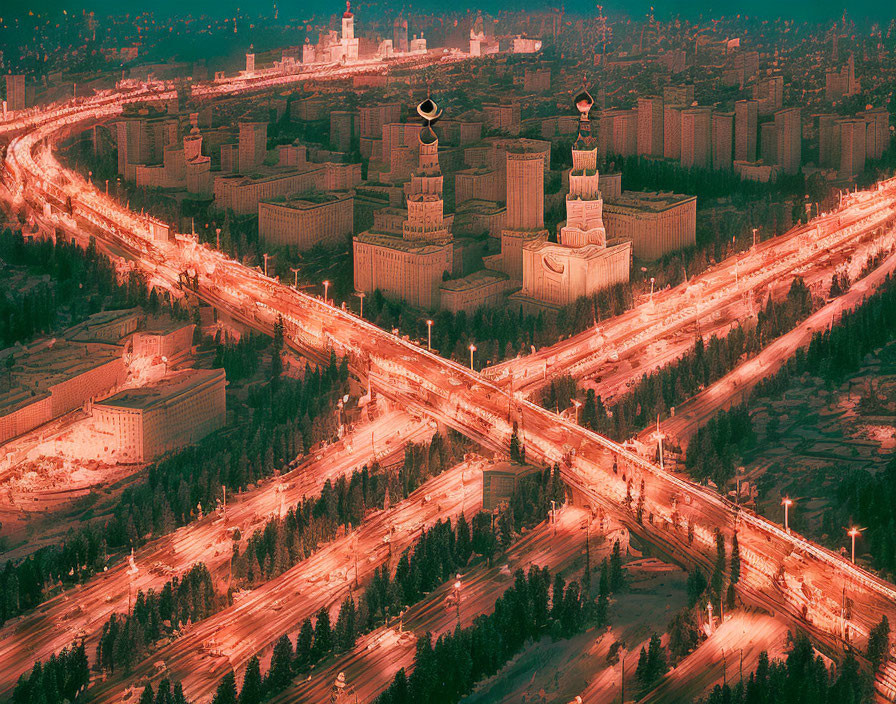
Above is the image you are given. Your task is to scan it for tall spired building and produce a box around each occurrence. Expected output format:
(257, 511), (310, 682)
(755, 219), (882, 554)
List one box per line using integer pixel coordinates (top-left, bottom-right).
(341, 1), (359, 61)
(515, 89), (631, 308)
(354, 98), (454, 309)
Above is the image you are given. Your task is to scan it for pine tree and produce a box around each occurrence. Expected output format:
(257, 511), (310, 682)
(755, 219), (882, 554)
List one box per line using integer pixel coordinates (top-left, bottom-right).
(139, 684), (155, 704)
(238, 656), (262, 704)
(610, 540), (624, 592)
(267, 634), (294, 693)
(334, 595), (357, 652)
(295, 617), (314, 672)
(867, 615), (891, 671)
(212, 672), (238, 704)
(730, 532), (741, 584)
(312, 607), (333, 662)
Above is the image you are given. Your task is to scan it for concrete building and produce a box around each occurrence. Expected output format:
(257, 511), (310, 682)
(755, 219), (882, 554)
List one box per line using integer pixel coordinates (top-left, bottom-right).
(774, 107), (801, 175)
(1, 340), (126, 445)
(637, 97), (664, 157)
(861, 107), (890, 161)
(753, 76), (783, 115)
(482, 461), (539, 510)
(239, 122), (268, 172)
(608, 109), (638, 158)
(663, 105), (683, 161)
(712, 112), (734, 171)
(483, 103), (521, 136)
(359, 103), (401, 158)
(735, 99), (758, 163)
(330, 111), (356, 153)
(515, 91), (631, 309)
(354, 101), (454, 309)
(825, 54), (858, 102)
(663, 84), (695, 107)
(524, 68), (551, 92)
(259, 192), (354, 249)
(393, 14), (409, 53)
(4, 74), (26, 112)
(132, 322), (195, 363)
(501, 145), (549, 281)
(214, 162), (361, 214)
(838, 118), (867, 179)
(680, 107), (712, 169)
(603, 192), (697, 261)
(93, 368), (226, 462)
(760, 122), (777, 165)
(116, 115), (178, 179)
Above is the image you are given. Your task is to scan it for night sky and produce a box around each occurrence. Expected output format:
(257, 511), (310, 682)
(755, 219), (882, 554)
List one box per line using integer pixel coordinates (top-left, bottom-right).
(6, 0), (896, 22)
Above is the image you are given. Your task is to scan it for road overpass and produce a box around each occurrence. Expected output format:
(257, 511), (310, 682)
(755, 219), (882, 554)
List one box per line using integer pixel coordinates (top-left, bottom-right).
(4, 66), (896, 700)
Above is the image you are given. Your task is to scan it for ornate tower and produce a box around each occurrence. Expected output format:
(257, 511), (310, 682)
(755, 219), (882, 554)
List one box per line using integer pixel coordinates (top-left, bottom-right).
(559, 89), (607, 248)
(403, 98), (451, 244)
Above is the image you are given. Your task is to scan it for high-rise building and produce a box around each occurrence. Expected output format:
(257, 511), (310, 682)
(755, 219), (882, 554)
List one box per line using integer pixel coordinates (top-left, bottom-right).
(753, 76), (783, 115)
(637, 97), (664, 157)
(4, 74), (26, 112)
(663, 84), (695, 107)
(245, 53), (255, 73)
(239, 122), (268, 172)
(861, 107), (890, 161)
(774, 107), (801, 175)
(712, 112), (734, 171)
(393, 13), (408, 53)
(759, 122), (777, 165)
(341, 2), (359, 61)
(680, 107), (712, 169)
(734, 99), (758, 162)
(515, 90), (631, 308)
(838, 118), (866, 179)
(354, 99), (455, 309)
(610, 110), (638, 158)
(818, 114), (838, 168)
(663, 105), (683, 161)
(330, 111), (355, 152)
(501, 146), (549, 280)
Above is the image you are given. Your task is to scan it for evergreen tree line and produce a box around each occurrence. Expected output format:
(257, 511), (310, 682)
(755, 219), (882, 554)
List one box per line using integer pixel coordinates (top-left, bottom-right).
(211, 333), (267, 382)
(10, 641), (90, 704)
(698, 633), (870, 704)
(374, 566), (591, 704)
(95, 564), (219, 675)
(0, 228), (186, 347)
(0, 358), (349, 627)
(693, 272), (896, 573)
(230, 433), (465, 590)
(209, 468), (571, 704)
(359, 283), (632, 369)
(577, 277), (814, 444)
(136, 679), (190, 704)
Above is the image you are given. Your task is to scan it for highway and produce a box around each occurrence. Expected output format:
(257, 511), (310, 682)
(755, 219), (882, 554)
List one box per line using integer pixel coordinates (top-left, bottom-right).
(0, 410), (427, 700)
(4, 58), (896, 701)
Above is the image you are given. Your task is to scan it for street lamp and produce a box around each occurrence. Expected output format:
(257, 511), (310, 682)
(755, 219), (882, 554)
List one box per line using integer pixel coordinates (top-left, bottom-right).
(572, 398), (582, 425)
(752, 227), (758, 248)
(453, 575), (462, 628)
(290, 268), (300, 288)
(426, 319), (433, 351)
(649, 276), (656, 299)
(782, 497), (793, 533)
(323, 280), (330, 305)
(354, 291), (365, 317)
(468, 344), (476, 370)
(848, 527), (861, 563)
(262, 252), (271, 278)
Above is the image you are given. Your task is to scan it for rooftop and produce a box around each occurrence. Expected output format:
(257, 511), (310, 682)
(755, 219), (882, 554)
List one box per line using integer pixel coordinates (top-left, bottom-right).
(262, 191), (352, 209)
(439, 268), (509, 292)
(96, 368), (224, 412)
(604, 191), (696, 212)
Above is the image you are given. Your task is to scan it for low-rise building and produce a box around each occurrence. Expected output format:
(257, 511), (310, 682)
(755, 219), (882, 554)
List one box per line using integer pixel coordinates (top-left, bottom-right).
(92, 368), (226, 462)
(603, 192), (697, 261)
(259, 192), (354, 249)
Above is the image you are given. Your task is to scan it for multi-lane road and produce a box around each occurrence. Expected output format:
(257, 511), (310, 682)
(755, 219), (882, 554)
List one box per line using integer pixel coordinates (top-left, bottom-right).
(4, 56), (896, 701)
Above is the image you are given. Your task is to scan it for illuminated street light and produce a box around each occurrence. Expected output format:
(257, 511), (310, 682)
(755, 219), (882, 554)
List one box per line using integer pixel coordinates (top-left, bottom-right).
(354, 291), (365, 317)
(290, 268), (300, 289)
(453, 575), (462, 628)
(426, 319), (433, 351)
(752, 227), (758, 248)
(468, 344), (476, 370)
(782, 497), (793, 533)
(323, 280), (330, 305)
(262, 252), (271, 278)
(848, 527), (862, 564)
(649, 276), (656, 299)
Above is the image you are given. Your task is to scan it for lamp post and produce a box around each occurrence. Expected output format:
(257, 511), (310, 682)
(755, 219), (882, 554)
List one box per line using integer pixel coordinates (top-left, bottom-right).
(782, 497), (793, 533)
(848, 527), (861, 563)
(469, 344), (476, 370)
(262, 252), (270, 278)
(290, 268), (300, 288)
(649, 276), (655, 299)
(354, 291), (365, 317)
(572, 398), (582, 425)
(752, 227), (758, 248)
(453, 575), (462, 629)
(323, 280), (330, 305)
(426, 319), (433, 351)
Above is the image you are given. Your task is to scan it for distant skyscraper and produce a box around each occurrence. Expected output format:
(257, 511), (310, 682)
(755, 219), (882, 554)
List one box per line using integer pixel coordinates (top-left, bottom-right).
(774, 107), (801, 175)
(637, 97), (664, 157)
(663, 105), (683, 161)
(760, 122), (777, 165)
(239, 122), (268, 172)
(734, 99), (758, 162)
(712, 112), (734, 171)
(5, 74), (26, 112)
(837, 118), (866, 179)
(393, 14), (408, 53)
(680, 107), (712, 169)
